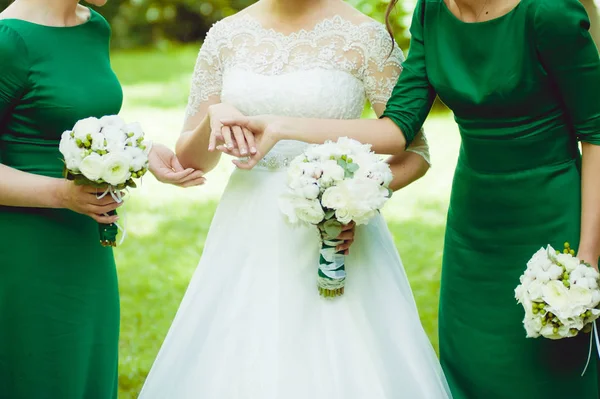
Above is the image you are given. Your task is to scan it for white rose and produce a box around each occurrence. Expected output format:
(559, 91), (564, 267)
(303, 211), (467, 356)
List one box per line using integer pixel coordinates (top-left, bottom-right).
(100, 115), (126, 129)
(72, 117), (102, 141)
(321, 186), (345, 210)
(279, 195), (325, 225)
(79, 152), (106, 182)
(101, 152), (133, 186)
(542, 280), (571, 318)
(335, 208), (353, 225)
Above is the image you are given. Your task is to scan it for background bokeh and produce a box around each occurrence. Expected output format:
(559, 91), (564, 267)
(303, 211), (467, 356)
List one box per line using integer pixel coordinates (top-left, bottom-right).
(1, 0), (599, 397)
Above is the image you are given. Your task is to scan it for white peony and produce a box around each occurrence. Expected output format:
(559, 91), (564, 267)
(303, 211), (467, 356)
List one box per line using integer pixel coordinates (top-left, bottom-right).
(72, 117), (101, 141)
(279, 195), (325, 225)
(101, 152), (133, 185)
(79, 152), (106, 182)
(100, 115), (126, 129)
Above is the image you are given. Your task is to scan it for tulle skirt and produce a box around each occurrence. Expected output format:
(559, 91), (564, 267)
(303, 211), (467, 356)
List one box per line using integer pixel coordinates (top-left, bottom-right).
(139, 168), (451, 398)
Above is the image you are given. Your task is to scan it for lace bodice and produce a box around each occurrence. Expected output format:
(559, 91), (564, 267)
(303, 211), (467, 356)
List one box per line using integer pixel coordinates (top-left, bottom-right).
(185, 14), (430, 169)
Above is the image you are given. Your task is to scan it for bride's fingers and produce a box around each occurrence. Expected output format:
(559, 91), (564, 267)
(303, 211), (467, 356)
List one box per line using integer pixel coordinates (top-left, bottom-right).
(221, 116), (250, 128)
(244, 128), (257, 154)
(232, 126), (248, 156)
(221, 126), (235, 150)
(336, 239), (354, 253)
(216, 145), (243, 158)
(208, 121), (222, 151)
(232, 154), (260, 170)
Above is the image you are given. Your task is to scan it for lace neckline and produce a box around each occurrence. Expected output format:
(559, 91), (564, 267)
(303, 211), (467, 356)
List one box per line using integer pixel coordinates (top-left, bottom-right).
(227, 13), (382, 42)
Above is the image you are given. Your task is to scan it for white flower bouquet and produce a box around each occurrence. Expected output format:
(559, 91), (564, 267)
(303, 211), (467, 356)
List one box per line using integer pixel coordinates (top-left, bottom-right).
(280, 137), (393, 297)
(59, 115), (151, 246)
(515, 242), (600, 340)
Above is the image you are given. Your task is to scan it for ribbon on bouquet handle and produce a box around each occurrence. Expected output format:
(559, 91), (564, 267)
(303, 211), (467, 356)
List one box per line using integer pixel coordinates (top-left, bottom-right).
(581, 321), (600, 376)
(96, 186), (127, 247)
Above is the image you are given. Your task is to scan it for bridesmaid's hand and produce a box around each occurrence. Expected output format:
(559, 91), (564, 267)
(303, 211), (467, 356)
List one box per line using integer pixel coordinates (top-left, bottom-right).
(56, 180), (122, 223)
(218, 115), (281, 170)
(335, 222), (356, 255)
(149, 143), (205, 188)
(577, 251), (600, 271)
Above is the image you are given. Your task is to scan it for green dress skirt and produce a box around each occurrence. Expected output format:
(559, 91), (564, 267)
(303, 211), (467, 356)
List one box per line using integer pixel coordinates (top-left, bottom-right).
(0, 10), (123, 398)
(383, 0), (600, 397)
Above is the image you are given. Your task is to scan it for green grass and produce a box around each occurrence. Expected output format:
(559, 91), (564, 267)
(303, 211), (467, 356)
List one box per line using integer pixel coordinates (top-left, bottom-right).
(111, 45), (456, 398)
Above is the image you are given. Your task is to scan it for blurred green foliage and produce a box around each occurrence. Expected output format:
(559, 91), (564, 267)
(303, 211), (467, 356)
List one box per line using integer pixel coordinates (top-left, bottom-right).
(0, 0), (412, 49)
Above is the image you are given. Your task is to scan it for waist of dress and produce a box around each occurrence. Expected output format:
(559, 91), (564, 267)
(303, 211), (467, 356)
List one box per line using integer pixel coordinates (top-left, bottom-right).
(457, 126), (578, 174)
(0, 137), (63, 178)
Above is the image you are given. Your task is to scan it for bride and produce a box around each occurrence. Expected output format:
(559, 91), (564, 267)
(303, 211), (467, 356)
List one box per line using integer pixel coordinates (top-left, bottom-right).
(139, 0), (451, 397)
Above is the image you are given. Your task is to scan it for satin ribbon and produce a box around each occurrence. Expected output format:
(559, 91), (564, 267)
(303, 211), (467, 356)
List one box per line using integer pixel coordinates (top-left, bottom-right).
(97, 185), (127, 246)
(581, 321), (600, 376)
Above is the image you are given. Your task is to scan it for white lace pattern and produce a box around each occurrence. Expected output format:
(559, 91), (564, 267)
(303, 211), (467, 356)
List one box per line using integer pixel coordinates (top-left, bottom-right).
(185, 14), (430, 168)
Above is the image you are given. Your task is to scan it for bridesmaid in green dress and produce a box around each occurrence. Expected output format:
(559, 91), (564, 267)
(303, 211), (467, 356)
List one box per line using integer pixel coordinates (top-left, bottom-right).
(218, 0), (600, 397)
(0, 1), (204, 397)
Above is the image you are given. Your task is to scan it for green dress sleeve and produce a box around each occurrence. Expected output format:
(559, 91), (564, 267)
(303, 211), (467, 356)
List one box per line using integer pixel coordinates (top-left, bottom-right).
(381, 0), (436, 147)
(0, 25), (29, 122)
(535, 0), (600, 144)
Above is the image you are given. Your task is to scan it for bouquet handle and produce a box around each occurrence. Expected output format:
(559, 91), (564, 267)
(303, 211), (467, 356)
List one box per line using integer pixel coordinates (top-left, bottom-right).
(317, 224), (346, 297)
(582, 320), (600, 376)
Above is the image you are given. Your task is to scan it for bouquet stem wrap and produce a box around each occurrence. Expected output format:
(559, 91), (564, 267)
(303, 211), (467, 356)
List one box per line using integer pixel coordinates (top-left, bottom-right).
(96, 185), (125, 247)
(317, 223), (346, 297)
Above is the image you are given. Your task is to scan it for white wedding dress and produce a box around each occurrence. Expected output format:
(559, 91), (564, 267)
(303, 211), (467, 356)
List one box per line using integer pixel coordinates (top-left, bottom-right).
(139, 13), (451, 399)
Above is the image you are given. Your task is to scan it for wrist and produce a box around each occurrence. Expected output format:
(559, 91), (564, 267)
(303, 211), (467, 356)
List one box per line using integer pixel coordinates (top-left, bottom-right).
(49, 179), (68, 209)
(270, 116), (292, 142)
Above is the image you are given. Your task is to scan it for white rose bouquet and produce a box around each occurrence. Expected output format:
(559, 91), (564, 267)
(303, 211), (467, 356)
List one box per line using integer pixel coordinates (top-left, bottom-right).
(59, 115), (150, 247)
(279, 137), (393, 297)
(515, 242), (600, 342)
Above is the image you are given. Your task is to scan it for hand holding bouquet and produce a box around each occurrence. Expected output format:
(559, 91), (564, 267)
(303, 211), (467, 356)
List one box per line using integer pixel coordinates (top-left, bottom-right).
(279, 137), (393, 297)
(59, 115), (151, 246)
(515, 242), (600, 340)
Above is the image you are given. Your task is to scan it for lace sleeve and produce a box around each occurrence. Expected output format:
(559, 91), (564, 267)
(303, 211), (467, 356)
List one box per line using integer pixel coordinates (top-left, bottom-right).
(184, 24), (223, 121)
(364, 26), (431, 165)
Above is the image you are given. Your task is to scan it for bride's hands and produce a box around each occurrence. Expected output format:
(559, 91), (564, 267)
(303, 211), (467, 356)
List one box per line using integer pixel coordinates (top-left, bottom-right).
(207, 104), (256, 156)
(217, 115), (281, 169)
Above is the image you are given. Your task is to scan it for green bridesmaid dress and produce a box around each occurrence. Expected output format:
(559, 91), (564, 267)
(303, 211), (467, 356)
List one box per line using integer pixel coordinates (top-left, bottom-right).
(0, 9), (122, 398)
(383, 0), (600, 397)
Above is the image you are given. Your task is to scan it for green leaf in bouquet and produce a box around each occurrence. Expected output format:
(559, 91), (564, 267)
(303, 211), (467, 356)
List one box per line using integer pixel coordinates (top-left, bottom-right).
(324, 209), (336, 219)
(337, 159), (347, 169)
(387, 187), (393, 198)
(346, 163), (359, 173)
(323, 219), (342, 238)
(126, 179), (137, 189)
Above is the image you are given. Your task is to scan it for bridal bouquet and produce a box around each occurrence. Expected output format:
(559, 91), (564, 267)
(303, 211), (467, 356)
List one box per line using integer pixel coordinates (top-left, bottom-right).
(279, 137), (393, 297)
(59, 115), (150, 247)
(515, 242), (600, 340)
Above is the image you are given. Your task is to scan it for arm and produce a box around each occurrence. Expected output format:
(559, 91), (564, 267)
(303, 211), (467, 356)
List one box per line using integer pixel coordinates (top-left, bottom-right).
(536, 0), (600, 266)
(221, 0), (436, 169)
(0, 26), (119, 223)
(175, 25), (254, 172)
